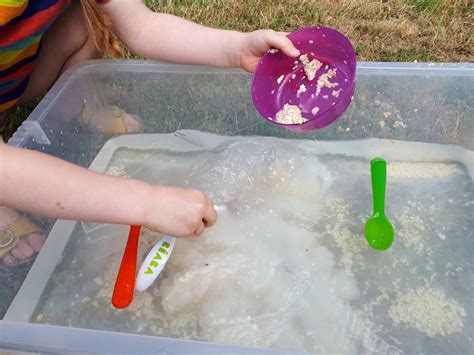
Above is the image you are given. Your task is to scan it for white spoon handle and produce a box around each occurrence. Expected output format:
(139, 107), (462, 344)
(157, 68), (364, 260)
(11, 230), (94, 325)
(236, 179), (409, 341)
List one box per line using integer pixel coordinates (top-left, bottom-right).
(135, 236), (175, 292)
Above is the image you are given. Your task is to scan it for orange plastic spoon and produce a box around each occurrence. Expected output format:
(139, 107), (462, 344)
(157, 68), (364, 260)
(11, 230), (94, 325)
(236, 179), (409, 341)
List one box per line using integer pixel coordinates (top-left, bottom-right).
(112, 225), (141, 309)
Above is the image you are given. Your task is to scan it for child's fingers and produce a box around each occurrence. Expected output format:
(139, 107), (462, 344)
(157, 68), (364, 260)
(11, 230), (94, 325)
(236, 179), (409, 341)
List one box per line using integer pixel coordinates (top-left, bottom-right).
(203, 208), (217, 228)
(194, 222), (205, 237)
(265, 30), (299, 57)
(203, 196), (217, 227)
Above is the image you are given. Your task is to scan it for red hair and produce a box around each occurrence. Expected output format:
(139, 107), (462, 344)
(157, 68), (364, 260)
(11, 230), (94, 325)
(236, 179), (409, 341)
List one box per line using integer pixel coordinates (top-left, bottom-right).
(80, 0), (122, 57)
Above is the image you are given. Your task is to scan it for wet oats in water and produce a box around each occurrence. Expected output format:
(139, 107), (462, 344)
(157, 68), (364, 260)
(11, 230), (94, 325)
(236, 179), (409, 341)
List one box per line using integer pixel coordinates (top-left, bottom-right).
(33, 132), (471, 353)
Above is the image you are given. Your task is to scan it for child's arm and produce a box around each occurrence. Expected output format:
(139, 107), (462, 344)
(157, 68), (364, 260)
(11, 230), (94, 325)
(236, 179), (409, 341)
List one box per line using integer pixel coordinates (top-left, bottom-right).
(0, 144), (216, 237)
(103, 0), (300, 72)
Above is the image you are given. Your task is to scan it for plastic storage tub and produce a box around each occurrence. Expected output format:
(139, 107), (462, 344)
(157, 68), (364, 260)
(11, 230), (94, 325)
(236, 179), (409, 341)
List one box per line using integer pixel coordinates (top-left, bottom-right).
(1, 60), (473, 354)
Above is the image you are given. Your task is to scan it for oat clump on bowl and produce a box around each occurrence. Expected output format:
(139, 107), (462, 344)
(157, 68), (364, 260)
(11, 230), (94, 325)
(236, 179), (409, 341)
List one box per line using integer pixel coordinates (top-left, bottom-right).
(299, 54), (323, 81)
(297, 84), (307, 97)
(311, 106), (320, 115)
(316, 68), (338, 96)
(275, 104), (308, 125)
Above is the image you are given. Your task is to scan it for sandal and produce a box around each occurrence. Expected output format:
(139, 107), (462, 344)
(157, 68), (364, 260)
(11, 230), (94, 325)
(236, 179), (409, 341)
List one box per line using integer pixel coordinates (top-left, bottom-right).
(0, 215), (44, 264)
(79, 103), (142, 136)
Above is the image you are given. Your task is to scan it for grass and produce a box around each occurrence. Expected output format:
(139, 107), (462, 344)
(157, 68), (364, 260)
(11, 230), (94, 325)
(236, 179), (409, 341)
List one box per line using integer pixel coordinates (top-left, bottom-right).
(144, 0), (472, 62)
(411, 0), (441, 13)
(2, 0), (473, 140)
(381, 47), (435, 61)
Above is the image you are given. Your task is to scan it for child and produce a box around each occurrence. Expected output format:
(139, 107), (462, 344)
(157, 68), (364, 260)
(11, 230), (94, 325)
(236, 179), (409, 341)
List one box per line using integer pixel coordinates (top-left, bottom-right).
(0, 0), (300, 265)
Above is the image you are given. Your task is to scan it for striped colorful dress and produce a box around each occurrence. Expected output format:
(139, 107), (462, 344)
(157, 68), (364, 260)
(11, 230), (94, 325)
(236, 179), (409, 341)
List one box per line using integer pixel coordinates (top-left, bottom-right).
(0, 0), (105, 114)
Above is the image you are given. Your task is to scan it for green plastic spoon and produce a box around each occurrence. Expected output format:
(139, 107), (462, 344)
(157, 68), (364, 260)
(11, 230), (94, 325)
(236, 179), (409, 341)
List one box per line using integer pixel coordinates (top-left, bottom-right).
(364, 158), (394, 251)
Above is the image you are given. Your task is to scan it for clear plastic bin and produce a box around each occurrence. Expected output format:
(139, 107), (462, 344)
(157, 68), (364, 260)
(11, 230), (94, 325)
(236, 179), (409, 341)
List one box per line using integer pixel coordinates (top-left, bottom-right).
(1, 60), (473, 354)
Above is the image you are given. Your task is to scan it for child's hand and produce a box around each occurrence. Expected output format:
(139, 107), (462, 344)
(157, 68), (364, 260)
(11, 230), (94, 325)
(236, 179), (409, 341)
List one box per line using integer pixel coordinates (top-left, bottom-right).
(144, 186), (217, 238)
(239, 30), (300, 73)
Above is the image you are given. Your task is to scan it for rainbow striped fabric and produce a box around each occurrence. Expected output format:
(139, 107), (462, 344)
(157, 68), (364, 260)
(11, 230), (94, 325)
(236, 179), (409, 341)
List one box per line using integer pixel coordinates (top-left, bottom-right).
(0, 0), (106, 113)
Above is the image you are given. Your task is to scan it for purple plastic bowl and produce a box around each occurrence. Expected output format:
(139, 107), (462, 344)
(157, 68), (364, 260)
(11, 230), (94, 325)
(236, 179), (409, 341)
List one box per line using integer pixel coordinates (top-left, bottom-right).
(251, 27), (356, 132)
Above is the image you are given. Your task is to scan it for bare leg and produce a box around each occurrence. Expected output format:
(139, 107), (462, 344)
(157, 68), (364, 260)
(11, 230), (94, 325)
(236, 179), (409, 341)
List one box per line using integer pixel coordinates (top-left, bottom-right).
(18, 1), (101, 105)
